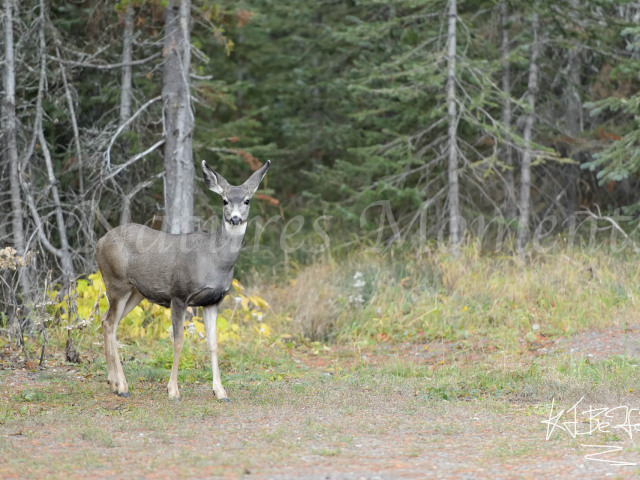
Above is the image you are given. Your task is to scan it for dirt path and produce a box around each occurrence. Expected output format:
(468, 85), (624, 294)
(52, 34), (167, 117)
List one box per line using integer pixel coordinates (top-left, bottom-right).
(2, 329), (640, 479)
(552, 323), (640, 361)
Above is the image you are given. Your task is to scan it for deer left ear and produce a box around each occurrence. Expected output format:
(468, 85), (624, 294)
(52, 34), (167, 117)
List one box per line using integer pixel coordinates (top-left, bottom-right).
(243, 160), (271, 196)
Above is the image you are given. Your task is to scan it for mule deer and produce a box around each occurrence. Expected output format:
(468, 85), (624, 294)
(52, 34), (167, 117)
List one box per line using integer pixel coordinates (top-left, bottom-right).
(96, 160), (271, 400)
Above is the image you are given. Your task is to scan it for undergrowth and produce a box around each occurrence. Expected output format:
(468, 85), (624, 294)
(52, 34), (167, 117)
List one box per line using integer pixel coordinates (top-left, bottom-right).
(261, 243), (640, 347)
(3, 242), (640, 406)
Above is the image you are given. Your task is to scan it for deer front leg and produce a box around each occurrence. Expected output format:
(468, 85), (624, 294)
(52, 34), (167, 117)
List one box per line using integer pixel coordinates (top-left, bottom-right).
(167, 300), (186, 399)
(203, 305), (228, 402)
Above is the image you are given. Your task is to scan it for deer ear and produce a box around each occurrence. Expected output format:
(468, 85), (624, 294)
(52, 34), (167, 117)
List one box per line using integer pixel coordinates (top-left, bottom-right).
(243, 160), (271, 196)
(202, 161), (229, 196)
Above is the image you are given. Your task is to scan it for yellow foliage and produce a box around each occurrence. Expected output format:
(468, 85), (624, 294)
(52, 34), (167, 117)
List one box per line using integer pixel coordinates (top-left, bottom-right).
(216, 316), (241, 343)
(248, 295), (270, 310)
(50, 271), (275, 344)
(257, 323), (271, 336)
(52, 271), (172, 340)
(232, 278), (244, 292)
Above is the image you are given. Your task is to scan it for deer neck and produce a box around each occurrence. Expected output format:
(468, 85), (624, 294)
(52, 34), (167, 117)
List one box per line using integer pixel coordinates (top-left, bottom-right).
(207, 220), (246, 266)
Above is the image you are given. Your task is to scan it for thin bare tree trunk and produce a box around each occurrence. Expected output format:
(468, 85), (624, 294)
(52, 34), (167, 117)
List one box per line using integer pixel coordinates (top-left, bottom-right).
(120, 4), (135, 126)
(565, 0), (583, 213)
(500, 0), (517, 221)
(236, 33), (244, 115)
(120, 175), (161, 225)
(55, 44), (84, 195)
(3, 0), (25, 260)
(565, 47), (582, 212)
(517, 10), (540, 260)
(118, 4), (135, 225)
(38, 127), (75, 286)
(162, 0), (194, 235)
(446, 0), (461, 249)
(29, 1), (74, 285)
(3, 0), (30, 300)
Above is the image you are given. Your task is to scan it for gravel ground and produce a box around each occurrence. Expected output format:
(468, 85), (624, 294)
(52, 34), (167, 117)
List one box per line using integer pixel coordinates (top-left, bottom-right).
(3, 329), (640, 479)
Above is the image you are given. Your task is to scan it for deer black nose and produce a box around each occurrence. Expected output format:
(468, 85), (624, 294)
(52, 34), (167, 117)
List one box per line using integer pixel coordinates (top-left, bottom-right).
(230, 216), (242, 226)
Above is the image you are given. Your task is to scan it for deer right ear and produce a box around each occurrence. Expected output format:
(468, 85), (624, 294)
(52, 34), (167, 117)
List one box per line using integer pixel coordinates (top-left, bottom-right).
(202, 161), (228, 196)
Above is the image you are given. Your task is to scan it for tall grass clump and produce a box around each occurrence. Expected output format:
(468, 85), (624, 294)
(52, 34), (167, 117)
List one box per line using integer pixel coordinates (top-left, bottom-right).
(261, 243), (640, 348)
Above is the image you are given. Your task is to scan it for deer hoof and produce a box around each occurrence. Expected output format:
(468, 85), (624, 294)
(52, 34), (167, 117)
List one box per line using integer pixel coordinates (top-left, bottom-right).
(117, 391), (130, 398)
(219, 397), (230, 403)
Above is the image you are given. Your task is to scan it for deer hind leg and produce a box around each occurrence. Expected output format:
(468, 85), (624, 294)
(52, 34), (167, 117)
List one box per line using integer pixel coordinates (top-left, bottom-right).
(203, 305), (228, 402)
(167, 299), (186, 399)
(120, 288), (144, 321)
(111, 289), (144, 392)
(102, 287), (132, 396)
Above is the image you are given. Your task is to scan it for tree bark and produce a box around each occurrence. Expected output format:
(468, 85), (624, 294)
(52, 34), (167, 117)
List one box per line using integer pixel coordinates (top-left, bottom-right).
(38, 127), (75, 286)
(162, 0), (194, 234)
(56, 45), (84, 195)
(120, 175), (160, 225)
(565, 0), (583, 212)
(517, 10), (540, 260)
(500, 0), (517, 221)
(3, 0), (31, 301)
(236, 33), (244, 115)
(28, 0), (74, 285)
(120, 4), (135, 126)
(446, 0), (461, 249)
(3, 0), (25, 260)
(119, 3), (135, 225)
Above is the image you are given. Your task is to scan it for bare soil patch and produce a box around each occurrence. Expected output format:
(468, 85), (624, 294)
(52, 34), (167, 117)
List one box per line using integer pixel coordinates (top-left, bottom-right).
(3, 331), (640, 479)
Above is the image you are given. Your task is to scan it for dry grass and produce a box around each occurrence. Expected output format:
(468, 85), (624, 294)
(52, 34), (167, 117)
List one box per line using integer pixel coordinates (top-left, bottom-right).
(256, 245), (640, 349)
(262, 260), (344, 340)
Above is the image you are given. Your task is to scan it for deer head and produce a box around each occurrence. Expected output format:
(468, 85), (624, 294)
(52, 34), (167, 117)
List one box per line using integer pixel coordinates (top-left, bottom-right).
(201, 160), (271, 234)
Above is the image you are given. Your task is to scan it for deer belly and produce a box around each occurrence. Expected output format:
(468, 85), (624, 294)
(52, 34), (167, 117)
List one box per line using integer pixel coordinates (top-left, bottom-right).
(188, 288), (229, 307)
(133, 284), (172, 308)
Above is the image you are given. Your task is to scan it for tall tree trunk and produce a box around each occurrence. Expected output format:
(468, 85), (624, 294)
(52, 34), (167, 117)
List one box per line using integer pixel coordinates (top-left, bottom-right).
(3, 0), (24, 260)
(564, 47), (582, 212)
(120, 4), (135, 126)
(162, 0), (194, 234)
(446, 0), (461, 249)
(517, 10), (540, 260)
(3, 0), (30, 299)
(565, 0), (583, 213)
(38, 128), (75, 287)
(500, 0), (517, 221)
(119, 4), (135, 224)
(56, 45), (84, 195)
(311, 10), (322, 160)
(27, 0), (75, 287)
(236, 33), (244, 116)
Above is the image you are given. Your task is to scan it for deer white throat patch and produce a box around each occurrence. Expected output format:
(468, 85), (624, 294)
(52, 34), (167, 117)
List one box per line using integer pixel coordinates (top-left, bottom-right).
(224, 220), (247, 236)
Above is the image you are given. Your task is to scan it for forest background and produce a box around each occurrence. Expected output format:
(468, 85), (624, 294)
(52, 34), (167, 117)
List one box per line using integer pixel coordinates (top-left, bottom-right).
(3, 0), (640, 326)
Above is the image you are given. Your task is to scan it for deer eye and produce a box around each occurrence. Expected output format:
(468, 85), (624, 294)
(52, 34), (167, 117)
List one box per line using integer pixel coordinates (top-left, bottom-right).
(244, 199), (250, 205)
(223, 199), (229, 206)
